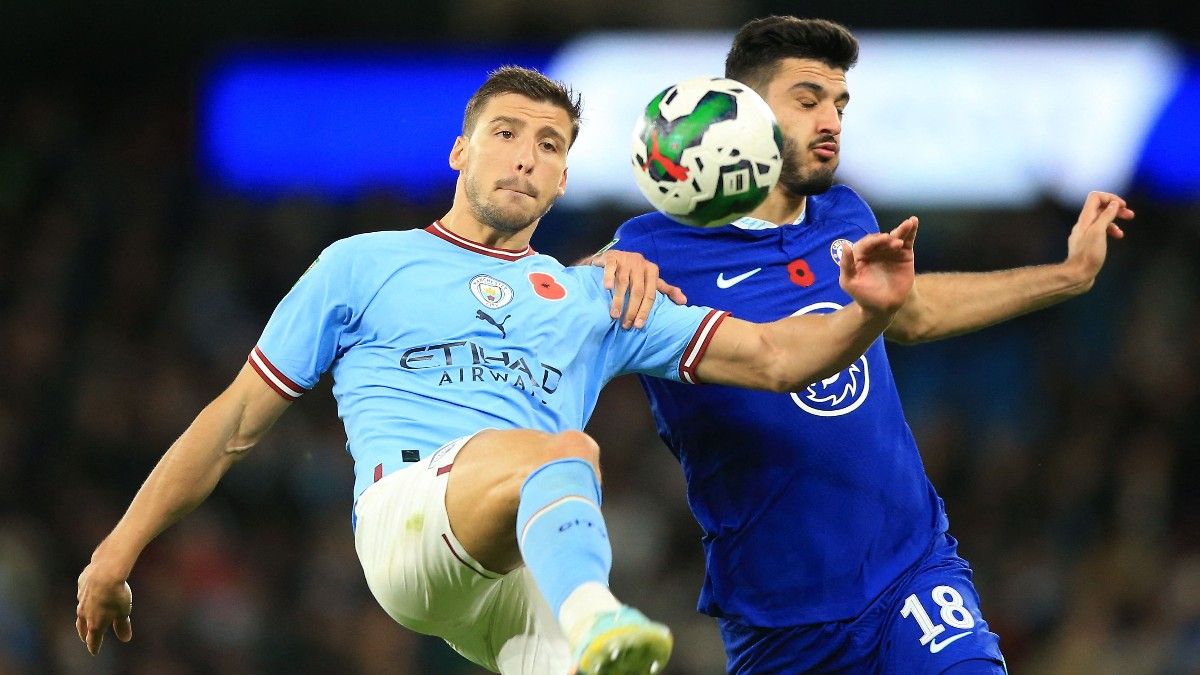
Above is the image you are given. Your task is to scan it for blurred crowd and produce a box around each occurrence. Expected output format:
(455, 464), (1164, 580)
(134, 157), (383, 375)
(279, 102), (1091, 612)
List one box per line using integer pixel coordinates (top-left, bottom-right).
(1, 72), (1198, 675)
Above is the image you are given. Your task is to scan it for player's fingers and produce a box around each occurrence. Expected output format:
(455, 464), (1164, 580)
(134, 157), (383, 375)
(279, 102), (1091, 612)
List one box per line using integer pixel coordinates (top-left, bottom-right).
(1083, 201), (1122, 238)
(839, 238), (856, 275)
(1108, 222), (1126, 239)
(1100, 198), (1121, 222)
(625, 268), (649, 329)
(1077, 192), (1108, 226)
(657, 279), (687, 305)
(76, 614), (87, 643)
(855, 233), (887, 250)
(602, 256), (617, 291)
(1118, 206), (1135, 220)
(897, 216), (919, 249)
(622, 274), (649, 329)
(1091, 192), (1128, 222)
(855, 233), (902, 258)
(632, 266), (661, 328)
(608, 266), (627, 320)
(851, 235), (878, 261)
(86, 622), (104, 655)
(114, 615), (133, 642)
(1078, 197), (1115, 232)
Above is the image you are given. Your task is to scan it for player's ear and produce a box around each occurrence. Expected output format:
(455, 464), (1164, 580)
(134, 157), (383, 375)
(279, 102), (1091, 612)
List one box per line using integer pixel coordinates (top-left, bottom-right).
(557, 166), (568, 197)
(449, 136), (467, 171)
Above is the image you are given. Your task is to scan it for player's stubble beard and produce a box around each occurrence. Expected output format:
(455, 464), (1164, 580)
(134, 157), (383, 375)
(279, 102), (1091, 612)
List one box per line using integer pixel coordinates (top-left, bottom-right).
(464, 169), (555, 235)
(777, 135), (837, 197)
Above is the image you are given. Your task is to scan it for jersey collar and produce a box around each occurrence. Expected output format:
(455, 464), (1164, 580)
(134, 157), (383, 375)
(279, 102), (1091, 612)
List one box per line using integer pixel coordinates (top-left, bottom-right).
(425, 221), (536, 261)
(731, 205), (807, 230)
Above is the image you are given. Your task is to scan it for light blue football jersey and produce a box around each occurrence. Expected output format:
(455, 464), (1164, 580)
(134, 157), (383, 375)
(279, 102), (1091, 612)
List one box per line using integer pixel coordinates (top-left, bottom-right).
(250, 222), (727, 503)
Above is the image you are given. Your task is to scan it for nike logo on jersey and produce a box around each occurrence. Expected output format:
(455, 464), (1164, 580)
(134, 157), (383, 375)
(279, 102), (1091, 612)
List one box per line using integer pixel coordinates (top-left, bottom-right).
(716, 268), (762, 288)
(928, 631), (972, 653)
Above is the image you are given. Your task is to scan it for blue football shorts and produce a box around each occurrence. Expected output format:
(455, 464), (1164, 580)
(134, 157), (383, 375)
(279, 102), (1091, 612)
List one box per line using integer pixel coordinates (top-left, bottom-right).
(719, 533), (1007, 674)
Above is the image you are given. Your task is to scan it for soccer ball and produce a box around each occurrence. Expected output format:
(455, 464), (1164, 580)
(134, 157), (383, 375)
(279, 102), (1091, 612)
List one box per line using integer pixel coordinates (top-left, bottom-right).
(631, 77), (783, 228)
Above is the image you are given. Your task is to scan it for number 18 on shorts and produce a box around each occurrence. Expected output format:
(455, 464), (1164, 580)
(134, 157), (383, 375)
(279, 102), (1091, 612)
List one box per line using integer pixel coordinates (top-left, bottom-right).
(883, 540), (1006, 674)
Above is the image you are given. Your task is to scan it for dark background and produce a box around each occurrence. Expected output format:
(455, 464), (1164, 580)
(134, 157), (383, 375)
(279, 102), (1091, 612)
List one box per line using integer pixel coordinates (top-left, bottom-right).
(1, 2), (1197, 673)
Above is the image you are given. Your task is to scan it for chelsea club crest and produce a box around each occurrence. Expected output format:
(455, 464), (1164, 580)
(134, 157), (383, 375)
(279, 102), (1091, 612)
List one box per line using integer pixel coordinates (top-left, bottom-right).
(830, 239), (853, 266)
(790, 301), (871, 416)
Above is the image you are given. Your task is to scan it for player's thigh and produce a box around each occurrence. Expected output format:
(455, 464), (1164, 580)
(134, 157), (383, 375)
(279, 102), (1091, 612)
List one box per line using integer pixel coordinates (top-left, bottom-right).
(355, 434), (573, 673)
(881, 540), (1005, 674)
(354, 434), (504, 629)
(444, 428), (600, 573)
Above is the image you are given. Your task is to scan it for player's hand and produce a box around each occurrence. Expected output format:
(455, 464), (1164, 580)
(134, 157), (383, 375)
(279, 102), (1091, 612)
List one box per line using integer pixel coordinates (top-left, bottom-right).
(840, 217), (917, 315)
(76, 562), (133, 655)
(590, 249), (687, 329)
(1063, 191), (1133, 292)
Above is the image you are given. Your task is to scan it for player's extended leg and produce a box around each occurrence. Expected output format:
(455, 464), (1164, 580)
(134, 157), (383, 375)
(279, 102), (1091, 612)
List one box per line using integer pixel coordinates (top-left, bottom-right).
(446, 428), (673, 674)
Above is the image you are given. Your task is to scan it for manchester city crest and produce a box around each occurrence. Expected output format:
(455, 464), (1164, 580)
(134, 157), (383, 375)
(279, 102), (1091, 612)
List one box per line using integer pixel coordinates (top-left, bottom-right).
(469, 274), (514, 309)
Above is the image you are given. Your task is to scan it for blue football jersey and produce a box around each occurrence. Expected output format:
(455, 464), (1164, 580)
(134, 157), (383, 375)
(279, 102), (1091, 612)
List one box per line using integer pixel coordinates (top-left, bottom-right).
(611, 185), (948, 626)
(250, 222), (727, 503)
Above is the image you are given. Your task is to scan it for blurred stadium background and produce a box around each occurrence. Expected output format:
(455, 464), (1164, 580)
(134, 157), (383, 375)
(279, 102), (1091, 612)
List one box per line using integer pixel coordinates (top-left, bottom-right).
(1, 1), (1197, 673)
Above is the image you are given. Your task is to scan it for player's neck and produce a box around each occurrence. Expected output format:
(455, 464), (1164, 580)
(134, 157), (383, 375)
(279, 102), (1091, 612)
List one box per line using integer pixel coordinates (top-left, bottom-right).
(745, 189), (806, 226)
(439, 205), (536, 252)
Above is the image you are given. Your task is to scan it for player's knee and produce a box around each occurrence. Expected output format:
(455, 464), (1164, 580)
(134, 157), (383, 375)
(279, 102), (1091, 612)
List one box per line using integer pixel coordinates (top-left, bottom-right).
(546, 430), (600, 469)
(487, 430), (600, 502)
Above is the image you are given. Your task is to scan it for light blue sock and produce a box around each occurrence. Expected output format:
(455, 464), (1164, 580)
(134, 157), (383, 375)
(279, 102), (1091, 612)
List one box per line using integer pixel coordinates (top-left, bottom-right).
(516, 458), (612, 618)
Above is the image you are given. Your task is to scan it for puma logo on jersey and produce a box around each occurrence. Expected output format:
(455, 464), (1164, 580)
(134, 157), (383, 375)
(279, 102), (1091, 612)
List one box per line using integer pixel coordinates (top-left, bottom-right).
(476, 310), (512, 338)
(716, 267), (762, 288)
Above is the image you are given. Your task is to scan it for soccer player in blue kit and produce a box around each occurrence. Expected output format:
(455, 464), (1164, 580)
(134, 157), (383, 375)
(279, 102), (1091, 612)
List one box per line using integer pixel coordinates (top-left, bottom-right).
(75, 66), (921, 674)
(609, 17), (1136, 674)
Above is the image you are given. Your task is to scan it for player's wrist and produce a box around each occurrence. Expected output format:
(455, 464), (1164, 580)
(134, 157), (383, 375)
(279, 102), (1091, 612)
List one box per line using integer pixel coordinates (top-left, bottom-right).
(854, 297), (904, 320)
(90, 538), (139, 580)
(1057, 259), (1097, 295)
(835, 303), (895, 341)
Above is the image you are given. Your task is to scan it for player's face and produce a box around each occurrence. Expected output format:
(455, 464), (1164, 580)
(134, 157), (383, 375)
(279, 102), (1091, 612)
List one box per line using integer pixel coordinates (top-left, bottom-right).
(452, 93), (571, 234)
(761, 58), (849, 197)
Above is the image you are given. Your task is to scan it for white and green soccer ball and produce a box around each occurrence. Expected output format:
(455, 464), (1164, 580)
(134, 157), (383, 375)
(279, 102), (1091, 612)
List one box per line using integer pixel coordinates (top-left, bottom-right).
(631, 77), (783, 228)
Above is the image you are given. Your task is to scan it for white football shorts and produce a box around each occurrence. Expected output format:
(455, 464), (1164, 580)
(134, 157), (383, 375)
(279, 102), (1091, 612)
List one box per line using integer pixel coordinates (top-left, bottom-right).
(353, 433), (572, 674)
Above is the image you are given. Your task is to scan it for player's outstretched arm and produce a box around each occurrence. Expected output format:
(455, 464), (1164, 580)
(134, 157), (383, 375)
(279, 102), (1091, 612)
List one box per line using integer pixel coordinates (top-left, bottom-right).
(886, 191), (1134, 344)
(697, 220), (916, 390)
(76, 363), (291, 656)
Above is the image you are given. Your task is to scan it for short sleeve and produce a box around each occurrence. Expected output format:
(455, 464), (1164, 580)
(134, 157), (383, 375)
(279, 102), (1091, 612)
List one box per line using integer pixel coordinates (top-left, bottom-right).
(603, 282), (730, 384)
(249, 240), (359, 400)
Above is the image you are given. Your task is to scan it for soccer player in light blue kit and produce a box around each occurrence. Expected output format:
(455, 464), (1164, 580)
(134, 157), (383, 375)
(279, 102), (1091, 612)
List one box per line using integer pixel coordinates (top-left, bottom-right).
(610, 17), (1136, 674)
(75, 66), (918, 674)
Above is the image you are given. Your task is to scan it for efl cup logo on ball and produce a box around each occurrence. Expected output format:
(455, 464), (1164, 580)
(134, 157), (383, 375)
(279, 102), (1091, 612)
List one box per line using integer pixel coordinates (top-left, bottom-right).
(631, 77), (783, 228)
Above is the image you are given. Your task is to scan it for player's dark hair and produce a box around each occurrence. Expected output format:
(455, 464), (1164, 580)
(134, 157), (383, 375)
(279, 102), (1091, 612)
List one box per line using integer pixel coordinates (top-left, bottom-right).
(725, 17), (859, 93)
(462, 65), (583, 146)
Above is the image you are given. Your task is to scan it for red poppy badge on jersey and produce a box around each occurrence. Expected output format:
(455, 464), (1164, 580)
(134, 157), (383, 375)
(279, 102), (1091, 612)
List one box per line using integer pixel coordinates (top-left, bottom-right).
(529, 272), (567, 300)
(788, 258), (815, 287)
